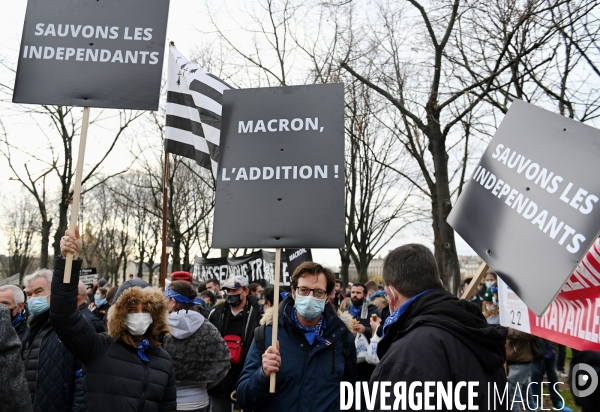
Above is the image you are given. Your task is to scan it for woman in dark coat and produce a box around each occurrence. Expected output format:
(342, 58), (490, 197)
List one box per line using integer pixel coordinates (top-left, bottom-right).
(162, 281), (230, 412)
(50, 228), (176, 412)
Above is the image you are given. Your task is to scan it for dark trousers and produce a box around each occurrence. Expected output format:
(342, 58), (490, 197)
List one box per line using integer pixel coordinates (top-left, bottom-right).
(531, 353), (561, 407)
(556, 344), (566, 372)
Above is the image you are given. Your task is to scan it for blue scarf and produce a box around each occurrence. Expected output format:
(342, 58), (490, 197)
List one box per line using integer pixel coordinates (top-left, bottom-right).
(291, 308), (331, 346)
(11, 311), (23, 326)
(164, 287), (205, 306)
(382, 289), (432, 337)
(137, 339), (153, 362)
(348, 303), (362, 318)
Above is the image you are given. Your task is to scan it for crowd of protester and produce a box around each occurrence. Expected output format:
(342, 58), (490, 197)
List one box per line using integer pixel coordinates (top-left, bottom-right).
(1, 229), (599, 412)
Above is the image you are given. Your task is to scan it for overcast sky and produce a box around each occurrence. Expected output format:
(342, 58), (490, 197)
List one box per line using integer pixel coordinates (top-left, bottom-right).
(0, 1), (477, 269)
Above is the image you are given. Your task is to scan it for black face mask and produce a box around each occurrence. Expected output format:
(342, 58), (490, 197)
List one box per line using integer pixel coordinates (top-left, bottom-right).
(227, 294), (242, 307)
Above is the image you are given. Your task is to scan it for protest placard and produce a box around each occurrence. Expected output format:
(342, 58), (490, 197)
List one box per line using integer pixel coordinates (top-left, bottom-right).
(284, 248), (313, 276)
(448, 100), (600, 316)
(193, 250), (292, 286)
(212, 84), (345, 249)
(499, 238), (600, 351)
(80, 267), (97, 287)
(12, 0), (171, 283)
(13, 0), (170, 110)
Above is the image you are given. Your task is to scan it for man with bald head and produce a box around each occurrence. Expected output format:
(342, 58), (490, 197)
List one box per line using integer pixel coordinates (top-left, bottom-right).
(77, 281), (105, 333)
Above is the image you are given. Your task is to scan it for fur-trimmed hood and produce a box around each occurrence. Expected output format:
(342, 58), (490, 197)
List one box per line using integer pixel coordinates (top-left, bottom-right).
(107, 286), (170, 341)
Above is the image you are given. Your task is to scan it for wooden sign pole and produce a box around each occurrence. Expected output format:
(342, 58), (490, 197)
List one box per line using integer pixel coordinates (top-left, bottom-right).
(269, 248), (282, 393)
(63, 107), (90, 283)
(160, 152), (169, 290)
(460, 262), (489, 300)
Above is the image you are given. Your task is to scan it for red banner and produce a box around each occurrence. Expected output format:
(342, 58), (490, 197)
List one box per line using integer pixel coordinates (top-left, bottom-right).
(500, 238), (600, 351)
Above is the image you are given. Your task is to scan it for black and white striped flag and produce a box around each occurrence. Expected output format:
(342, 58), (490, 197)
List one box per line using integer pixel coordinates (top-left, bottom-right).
(165, 46), (231, 176)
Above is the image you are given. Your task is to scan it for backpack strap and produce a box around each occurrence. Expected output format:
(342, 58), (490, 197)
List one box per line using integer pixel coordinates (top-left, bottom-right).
(254, 325), (267, 355)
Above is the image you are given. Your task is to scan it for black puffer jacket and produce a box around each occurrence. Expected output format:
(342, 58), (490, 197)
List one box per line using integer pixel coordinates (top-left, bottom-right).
(80, 306), (106, 333)
(50, 257), (177, 412)
(371, 289), (508, 411)
(23, 309), (85, 412)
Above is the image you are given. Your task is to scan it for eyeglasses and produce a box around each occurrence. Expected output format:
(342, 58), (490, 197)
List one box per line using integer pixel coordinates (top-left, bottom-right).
(296, 287), (327, 299)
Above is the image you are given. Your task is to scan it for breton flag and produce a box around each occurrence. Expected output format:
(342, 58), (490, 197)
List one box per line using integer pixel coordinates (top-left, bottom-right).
(165, 46), (231, 176)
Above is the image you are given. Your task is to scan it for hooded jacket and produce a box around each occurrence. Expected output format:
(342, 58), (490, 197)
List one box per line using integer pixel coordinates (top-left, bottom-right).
(371, 289), (508, 411)
(162, 310), (230, 385)
(236, 296), (357, 412)
(50, 257), (176, 412)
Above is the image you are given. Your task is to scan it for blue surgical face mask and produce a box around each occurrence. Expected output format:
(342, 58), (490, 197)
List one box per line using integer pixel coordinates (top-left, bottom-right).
(485, 281), (495, 289)
(95, 295), (107, 307)
(294, 294), (326, 320)
(29, 295), (50, 315)
(492, 296), (498, 306)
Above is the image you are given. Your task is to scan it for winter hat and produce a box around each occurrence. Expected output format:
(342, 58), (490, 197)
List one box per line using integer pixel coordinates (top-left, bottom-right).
(113, 278), (149, 303)
(98, 278), (108, 287)
(222, 275), (249, 290)
(171, 271), (194, 283)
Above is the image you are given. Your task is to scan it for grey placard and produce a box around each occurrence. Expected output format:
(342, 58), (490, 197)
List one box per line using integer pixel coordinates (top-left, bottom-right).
(448, 100), (600, 316)
(12, 0), (170, 110)
(212, 84), (345, 248)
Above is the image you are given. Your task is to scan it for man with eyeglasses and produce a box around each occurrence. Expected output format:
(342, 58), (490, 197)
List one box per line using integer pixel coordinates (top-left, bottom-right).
(236, 261), (357, 412)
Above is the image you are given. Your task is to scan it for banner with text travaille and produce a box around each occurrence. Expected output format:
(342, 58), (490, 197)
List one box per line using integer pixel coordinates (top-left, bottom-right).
(499, 237), (600, 351)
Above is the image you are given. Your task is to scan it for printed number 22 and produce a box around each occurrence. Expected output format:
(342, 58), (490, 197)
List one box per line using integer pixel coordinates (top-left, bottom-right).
(510, 310), (522, 326)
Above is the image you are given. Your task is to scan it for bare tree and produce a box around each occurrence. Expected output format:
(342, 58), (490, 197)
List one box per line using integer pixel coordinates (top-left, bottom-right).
(338, 0), (578, 289)
(344, 80), (419, 283)
(0, 105), (144, 268)
(1, 194), (39, 282)
(83, 182), (132, 283)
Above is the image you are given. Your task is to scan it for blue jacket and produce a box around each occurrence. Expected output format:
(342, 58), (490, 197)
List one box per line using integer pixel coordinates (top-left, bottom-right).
(236, 297), (357, 412)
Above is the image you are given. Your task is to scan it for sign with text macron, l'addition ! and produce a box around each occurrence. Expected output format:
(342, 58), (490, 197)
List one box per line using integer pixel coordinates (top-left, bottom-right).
(448, 100), (600, 316)
(13, 0), (170, 110)
(212, 84), (345, 249)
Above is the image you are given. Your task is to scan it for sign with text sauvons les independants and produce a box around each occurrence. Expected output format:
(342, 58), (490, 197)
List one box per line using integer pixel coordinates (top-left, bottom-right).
(212, 84), (345, 249)
(448, 100), (600, 316)
(13, 0), (170, 110)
